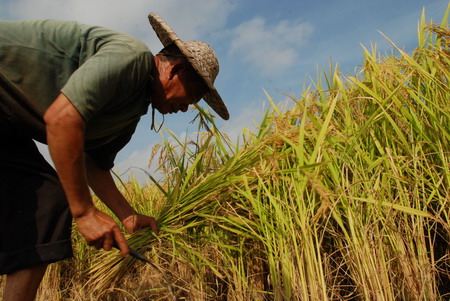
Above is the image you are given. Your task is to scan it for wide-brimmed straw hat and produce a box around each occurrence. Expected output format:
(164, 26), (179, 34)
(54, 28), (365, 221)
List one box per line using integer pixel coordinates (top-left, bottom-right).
(148, 12), (229, 120)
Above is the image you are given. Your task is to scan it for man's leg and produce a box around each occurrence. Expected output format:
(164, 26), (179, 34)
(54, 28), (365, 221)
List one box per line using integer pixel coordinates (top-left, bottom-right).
(0, 128), (72, 299)
(3, 263), (48, 301)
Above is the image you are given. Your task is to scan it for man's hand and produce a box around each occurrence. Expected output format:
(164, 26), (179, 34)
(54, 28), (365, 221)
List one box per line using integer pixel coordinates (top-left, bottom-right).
(74, 207), (130, 256)
(85, 155), (159, 248)
(122, 214), (159, 234)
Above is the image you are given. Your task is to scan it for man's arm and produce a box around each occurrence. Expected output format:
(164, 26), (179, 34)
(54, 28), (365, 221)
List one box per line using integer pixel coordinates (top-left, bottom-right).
(43, 93), (129, 255)
(85, 155), (158, 234)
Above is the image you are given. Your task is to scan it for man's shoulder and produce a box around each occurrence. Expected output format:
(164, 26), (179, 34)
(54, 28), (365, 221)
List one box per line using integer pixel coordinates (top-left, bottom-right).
(80, 24), (151, 54)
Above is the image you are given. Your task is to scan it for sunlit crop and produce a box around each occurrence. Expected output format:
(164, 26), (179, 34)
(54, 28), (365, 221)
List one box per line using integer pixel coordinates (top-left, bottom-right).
(1, 8), (449, 301)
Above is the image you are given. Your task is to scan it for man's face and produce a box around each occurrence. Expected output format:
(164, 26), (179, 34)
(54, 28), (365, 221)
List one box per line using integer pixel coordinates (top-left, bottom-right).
(153, 61), (207, 115)
(153, 81), (197, 114)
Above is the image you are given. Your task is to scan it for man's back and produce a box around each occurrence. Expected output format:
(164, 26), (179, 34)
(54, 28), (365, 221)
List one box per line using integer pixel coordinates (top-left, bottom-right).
(0, 19), (154, 168)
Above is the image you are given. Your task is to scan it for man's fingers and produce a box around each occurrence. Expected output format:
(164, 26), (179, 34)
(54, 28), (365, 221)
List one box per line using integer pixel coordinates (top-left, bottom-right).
(149, 218), (159, 235)
(76, 209), (130, 254)
(122, 214), (159, 234)
(113, 227), (130, 257)
(140, 216), (159, 234)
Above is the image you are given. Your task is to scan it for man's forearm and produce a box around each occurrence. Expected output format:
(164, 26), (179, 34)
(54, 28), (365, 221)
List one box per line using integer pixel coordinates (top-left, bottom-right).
(47, 125), (93, 217)
(85, 155), (135, 222)
(44, 93), (94, 217)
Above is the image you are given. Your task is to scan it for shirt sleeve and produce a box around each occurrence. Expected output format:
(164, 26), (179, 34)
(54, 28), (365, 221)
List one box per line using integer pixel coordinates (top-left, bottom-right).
(61, 43), (148, 121)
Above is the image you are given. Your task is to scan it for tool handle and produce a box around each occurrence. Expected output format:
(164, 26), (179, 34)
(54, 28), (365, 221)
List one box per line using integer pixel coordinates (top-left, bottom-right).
(113, 242), (150, 263)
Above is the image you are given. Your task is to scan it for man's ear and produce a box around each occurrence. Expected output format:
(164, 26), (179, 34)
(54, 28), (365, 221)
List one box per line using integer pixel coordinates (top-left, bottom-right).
(169, 61), (188, 79)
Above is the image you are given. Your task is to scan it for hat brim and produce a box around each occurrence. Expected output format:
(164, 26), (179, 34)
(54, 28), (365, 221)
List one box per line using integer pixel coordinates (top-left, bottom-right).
(148, 12), (229, 120)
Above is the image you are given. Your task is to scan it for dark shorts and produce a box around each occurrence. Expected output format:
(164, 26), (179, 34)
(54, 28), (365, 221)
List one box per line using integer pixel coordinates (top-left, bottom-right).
(0, 118), (73, 275)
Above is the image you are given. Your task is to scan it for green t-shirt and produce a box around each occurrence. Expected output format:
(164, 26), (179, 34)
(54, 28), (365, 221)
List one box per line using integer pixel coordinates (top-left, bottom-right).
(0, 19), (154, 169)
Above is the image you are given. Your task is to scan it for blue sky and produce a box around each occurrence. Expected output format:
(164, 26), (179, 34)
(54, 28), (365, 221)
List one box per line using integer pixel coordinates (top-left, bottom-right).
(1, 0), (448, 182)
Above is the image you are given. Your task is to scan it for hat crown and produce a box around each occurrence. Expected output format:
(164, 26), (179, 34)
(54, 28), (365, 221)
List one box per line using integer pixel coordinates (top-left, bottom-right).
(184, 41), (219, 84)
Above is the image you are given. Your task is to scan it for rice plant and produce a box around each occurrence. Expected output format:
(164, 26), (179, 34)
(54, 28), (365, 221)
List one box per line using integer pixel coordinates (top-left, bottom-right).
(1, 7), (448, 301)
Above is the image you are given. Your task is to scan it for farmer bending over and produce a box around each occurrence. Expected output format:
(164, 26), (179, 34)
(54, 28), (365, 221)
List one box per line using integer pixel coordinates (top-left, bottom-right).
(0, 13), (229, 301)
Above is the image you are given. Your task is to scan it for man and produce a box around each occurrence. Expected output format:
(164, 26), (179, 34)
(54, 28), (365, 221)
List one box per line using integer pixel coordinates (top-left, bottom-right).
(0, 13), (229, 300)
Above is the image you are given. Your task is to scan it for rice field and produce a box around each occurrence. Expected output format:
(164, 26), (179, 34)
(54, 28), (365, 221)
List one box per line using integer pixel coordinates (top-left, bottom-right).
(1, 9), (449, 301)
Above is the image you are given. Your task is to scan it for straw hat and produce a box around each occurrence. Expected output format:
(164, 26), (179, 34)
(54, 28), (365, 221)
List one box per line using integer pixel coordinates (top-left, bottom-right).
(148, 12), (229, 120)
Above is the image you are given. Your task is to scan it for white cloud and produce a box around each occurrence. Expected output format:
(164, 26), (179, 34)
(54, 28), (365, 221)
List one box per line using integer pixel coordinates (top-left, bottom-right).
(229, 17), (314, 77)
(113, 143), (161, 184)
(221, 98), (266, 142)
